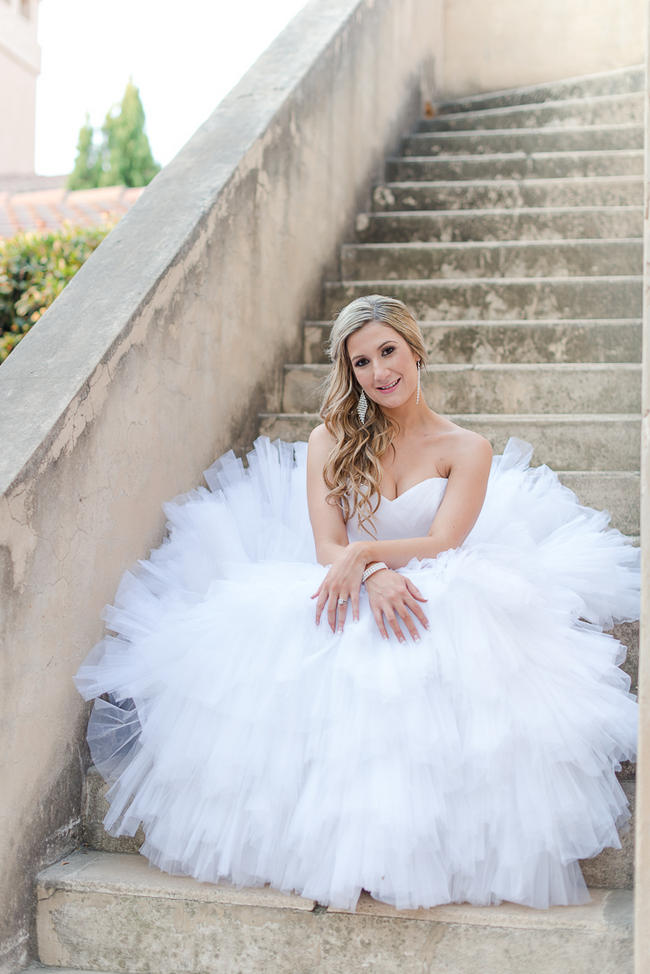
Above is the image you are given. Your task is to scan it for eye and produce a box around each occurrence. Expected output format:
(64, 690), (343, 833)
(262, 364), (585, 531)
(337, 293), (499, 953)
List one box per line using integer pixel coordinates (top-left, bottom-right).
(353, 357), (369, 368)
(381, 345), (395, 356)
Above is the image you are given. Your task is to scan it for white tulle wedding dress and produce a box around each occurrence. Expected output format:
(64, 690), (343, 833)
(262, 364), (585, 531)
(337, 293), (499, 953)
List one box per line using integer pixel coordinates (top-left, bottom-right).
(73, 434), (639, 912)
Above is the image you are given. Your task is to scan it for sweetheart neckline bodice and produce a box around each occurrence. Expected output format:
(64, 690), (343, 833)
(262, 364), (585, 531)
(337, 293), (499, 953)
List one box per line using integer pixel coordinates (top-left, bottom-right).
(347, 475), (449, 542)
(380, 475), (448, 503)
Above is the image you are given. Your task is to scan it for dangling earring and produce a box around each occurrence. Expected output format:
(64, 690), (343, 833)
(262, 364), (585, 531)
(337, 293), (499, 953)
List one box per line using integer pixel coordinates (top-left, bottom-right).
(357, 389), (368, 424)
(416, 361), (421, 405)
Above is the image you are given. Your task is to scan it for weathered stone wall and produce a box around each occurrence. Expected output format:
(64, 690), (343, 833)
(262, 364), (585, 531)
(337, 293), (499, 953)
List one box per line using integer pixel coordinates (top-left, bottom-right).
(636, 6), (649, 973)
(0, 0), (443, 969)
(442, 0), (644, 99)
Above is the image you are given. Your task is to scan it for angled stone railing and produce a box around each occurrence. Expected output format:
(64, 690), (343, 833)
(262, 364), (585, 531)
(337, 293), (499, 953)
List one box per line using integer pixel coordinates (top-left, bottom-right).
(0, 0), (441, 967)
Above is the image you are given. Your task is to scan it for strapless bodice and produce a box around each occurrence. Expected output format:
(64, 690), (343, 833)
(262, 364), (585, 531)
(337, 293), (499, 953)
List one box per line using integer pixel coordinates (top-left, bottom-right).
(346, 477), (448, 542)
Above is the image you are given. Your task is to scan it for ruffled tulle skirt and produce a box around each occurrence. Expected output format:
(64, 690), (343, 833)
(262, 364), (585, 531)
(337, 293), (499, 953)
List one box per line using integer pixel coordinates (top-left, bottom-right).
(73, 436), (639, 912)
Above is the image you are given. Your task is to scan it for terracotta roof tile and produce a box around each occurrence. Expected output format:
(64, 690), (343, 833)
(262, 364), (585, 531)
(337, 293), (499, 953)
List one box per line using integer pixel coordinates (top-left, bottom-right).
(0, 184), (145, 238)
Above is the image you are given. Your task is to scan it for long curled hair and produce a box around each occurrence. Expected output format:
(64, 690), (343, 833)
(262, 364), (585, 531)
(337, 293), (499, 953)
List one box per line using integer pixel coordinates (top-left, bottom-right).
(319, 294), (427, 535)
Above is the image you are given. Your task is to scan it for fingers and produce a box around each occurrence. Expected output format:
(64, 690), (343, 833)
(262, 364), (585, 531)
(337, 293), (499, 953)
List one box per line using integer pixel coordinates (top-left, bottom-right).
(372, 607), (389, 640)
(405, 594), (430, 631)
(315, 577), (355, 632)
(405, 579), (428, 603)
(372, 606), (423, 643)
(350, 585), (360, 623)
(327, 592), (350, 633)
(327, 591), (338, 633)
(317, 573), (428, 640)
(396, 604), (421, 642)
(314, 588), (329, 626)
(385, 603), (429, 643)
(402, 580), (430, 632)
(370, 593), (429, 643)
(384, 609), (407, 644)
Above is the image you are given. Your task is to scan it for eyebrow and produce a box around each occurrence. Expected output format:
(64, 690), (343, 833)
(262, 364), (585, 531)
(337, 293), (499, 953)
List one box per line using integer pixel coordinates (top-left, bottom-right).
(351, 339), (395, 360)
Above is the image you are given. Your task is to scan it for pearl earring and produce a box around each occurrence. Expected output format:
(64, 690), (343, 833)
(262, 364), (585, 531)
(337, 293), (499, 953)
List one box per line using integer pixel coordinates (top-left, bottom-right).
(416, 361), (421, 405)
(357, 389), (368, 424)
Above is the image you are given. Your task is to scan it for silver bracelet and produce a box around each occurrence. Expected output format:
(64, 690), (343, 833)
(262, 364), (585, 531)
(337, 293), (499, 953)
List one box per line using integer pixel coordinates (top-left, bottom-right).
(361, 561), (388, 584)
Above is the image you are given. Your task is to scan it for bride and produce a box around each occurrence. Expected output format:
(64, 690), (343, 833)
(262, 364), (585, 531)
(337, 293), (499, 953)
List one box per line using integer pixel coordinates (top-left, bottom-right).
(307, 295), (492, 641)
(73, 293), (639, 913)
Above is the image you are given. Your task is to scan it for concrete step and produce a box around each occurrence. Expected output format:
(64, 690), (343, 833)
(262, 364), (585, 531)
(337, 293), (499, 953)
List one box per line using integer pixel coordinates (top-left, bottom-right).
(354, 207), (643, 243)
(371, 176), (644, 212)
(323, 277), (642, 321)
(258, 412), (640, 470)
(282, 362), (641, 415)
(420, 92), (643, 132)
(402, 125), (643, 157)
(22, 968), (122, 974)
(385, 150), (644, 182)
(434, 64), (644, 114)
(81, 761), (636, 888)
(35, 850), (634, 974)
(558, 471), (640, 537)
(302, 319), (642, 365)
(340, 239), (642, 280)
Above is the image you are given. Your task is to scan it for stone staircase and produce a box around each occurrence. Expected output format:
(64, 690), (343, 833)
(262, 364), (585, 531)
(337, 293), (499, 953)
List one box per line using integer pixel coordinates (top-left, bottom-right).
(30, 64), (643, 974)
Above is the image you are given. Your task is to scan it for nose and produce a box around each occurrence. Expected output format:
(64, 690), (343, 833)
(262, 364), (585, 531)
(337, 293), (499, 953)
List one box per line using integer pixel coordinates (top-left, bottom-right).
(372, 360), (392, 386)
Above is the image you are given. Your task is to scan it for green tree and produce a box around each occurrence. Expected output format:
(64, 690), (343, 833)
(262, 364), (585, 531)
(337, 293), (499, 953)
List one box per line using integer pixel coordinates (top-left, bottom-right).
(66, 80), (161, 190)
(98, 78), (161, 187)
(67, 113), (102, 190)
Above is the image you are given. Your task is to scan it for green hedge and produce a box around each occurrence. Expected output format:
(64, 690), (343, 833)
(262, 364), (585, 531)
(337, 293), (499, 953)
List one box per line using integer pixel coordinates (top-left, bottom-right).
(0, 220), (115, 363)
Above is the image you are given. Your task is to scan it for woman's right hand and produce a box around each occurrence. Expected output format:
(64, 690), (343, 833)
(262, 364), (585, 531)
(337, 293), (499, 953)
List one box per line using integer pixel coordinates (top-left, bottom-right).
(364, 569), (429, 642)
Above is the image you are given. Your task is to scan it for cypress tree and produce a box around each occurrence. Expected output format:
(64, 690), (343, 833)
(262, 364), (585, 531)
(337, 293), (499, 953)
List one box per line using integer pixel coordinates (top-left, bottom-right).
(98, 79), (161, 188)
(66, 113), (101, 190)
(66, 81), (160, 190)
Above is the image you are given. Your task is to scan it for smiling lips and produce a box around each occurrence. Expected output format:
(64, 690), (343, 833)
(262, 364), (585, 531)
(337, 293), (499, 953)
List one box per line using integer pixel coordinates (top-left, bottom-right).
(376, 377), (401, 393)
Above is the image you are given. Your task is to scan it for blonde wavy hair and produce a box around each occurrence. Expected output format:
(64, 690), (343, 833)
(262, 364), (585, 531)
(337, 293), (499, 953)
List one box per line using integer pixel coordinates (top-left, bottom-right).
(319, 294), (427, 535)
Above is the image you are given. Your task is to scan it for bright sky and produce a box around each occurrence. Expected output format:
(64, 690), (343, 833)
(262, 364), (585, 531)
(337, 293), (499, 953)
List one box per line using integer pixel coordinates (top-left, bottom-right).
(35, 0), (308, 176)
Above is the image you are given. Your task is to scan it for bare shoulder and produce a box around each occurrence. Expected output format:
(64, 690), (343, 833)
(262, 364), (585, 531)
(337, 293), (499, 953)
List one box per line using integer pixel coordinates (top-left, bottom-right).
(444, 425), (493, 477)
(308, 422), (335, 447)
(307, 423), (336, 475)
(308, 423), (335, 458)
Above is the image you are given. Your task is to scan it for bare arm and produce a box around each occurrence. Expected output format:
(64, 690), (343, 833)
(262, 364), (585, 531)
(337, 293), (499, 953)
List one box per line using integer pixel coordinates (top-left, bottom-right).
(360, 433), (493, 568)
(306, 424), (369, 629)
(306, 423), (350, 566)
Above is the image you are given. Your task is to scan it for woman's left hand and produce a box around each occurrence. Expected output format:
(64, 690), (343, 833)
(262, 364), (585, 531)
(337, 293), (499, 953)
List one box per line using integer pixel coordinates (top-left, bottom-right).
(311, 542), (367, 633)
